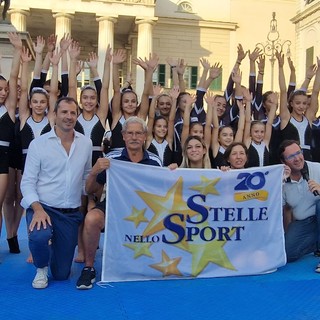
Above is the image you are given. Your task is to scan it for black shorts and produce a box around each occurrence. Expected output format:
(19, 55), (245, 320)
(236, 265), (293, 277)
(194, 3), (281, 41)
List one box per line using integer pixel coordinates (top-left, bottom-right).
(94, 199), (106, 214)
(8, 143), (23, 170)
(0, 147), (10, 174)
(9, 119), (23, 170)
(93, 199), (106, 233)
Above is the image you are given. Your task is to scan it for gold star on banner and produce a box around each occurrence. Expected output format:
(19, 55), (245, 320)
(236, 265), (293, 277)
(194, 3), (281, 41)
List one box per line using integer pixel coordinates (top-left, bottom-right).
(137, 177), (198, 238)
(190, 176), (221, 196)
(123, 242), (153, 259)
(176, 223), (237, 276)
(149, 250), (182, 277)
(124, 207), (148, 227)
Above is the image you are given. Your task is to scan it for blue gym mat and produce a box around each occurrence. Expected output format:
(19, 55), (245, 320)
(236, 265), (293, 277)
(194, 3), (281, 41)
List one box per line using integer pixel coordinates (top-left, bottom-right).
(1, 217), (320, 320)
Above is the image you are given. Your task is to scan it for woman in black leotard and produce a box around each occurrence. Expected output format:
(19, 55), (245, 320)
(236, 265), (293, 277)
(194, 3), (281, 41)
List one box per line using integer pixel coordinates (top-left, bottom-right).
(0, 33), (21, 251)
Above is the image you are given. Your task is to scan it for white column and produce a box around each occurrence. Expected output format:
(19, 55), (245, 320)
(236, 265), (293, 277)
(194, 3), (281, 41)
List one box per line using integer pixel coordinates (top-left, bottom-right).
(96, 16), (117, 78)
(0, 23), (19, 78)
(52, 13), (74, 78)
(9, 9), (30, 32)
(135, 18), (156, 96)
(53, 13), (74, 43)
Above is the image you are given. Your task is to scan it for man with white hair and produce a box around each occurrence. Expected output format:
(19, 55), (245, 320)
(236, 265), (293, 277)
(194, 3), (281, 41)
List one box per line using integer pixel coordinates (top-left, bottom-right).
(76, 116), (161, 289)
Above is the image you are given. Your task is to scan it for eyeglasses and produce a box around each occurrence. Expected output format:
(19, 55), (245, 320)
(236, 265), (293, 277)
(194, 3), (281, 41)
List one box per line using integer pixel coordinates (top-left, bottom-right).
(284, 150), (303, 161)
(124, 131), (145, 138)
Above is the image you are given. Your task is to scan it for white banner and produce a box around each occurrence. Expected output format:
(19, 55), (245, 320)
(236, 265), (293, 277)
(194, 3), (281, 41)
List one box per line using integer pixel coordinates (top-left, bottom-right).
(102, 161), (286, 282)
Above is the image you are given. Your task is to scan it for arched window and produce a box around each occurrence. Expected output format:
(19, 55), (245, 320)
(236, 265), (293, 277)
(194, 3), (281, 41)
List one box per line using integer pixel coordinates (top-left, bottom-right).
(178, 1), (193, 13)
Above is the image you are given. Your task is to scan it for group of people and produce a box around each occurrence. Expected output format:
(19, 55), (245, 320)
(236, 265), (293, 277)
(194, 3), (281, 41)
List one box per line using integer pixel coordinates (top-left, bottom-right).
(1, 32), (320, 290)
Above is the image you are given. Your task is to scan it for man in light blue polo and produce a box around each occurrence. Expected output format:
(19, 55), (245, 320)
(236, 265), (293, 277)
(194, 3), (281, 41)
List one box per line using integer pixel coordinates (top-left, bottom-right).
(280, 139), (320, 269)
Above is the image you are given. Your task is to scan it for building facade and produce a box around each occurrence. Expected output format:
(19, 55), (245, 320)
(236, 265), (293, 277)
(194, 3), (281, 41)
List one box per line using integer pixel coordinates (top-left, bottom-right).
(291, 0), (320, 89)
(7, 0), (297, 95)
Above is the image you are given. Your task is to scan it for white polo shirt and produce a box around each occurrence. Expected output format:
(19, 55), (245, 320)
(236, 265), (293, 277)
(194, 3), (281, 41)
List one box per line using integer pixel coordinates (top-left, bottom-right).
(21, 127), (92, 209)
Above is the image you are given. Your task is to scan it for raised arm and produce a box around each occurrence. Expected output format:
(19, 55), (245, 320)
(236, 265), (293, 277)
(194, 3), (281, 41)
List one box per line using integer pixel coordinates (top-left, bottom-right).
(87, 52), (99, 79)
(235, 44), (247, 72)
(166, 57), (179, 87)
(287, 57), (296, 87)
(232, 68), (243, 98)
(68, 40), (81, 101)
(138, 53), (159, 120)
(243, 88), (253, 148)
(264, 92), (277, 146)
(300, 63), (316, 91)
(32, 36), (45, 82)
(203, 91), (214, 147)
(192, 60), (221, 122)
(180, 94), (197, 147)
(86, 52), (101, 100)
(198, 58), (210, 89)
(249, 47), (262, 72)
(60, 33), (72, 74)
(48, 48), (61, 124)
(97, 45), (111, 122)
(235, 88), (250, 144)
(276, 51), (290, 128)
(111, 49), (127, 120)
(249, 48), (262, 96)
(121, 72), (133, 92)
(307, 56), (320, 122)
(256, 54), (265, 83)
(287, 57), (296, 99)
(59, 34), (72, 97)
(167, 86), (180, 147)
(206, 93), (220, 156)
(224, 44), (247, 105)
(40, 34), (56, 84)
(235, 100), (245, 143)
(146, 84), (162, 147)
(252, 54), (265, 119)
(6, 32), (22, 120)
(19, 46), (32, 124)
(176, 58), (187, 93)
(204, 62), (222, 90)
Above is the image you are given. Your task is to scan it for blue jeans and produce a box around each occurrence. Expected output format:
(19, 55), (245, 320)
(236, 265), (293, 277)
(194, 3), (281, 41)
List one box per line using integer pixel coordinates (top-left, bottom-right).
(285, 215), (317, 262)
(26, 204), (83, 280)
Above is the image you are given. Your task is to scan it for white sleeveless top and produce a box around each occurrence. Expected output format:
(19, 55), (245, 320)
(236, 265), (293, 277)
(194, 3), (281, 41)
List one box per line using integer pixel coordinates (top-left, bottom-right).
(151, 138), (168, 162)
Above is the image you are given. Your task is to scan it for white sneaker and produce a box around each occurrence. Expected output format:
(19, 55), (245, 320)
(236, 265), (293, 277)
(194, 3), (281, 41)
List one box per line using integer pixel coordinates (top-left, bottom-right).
(32, 267), (48, 289)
